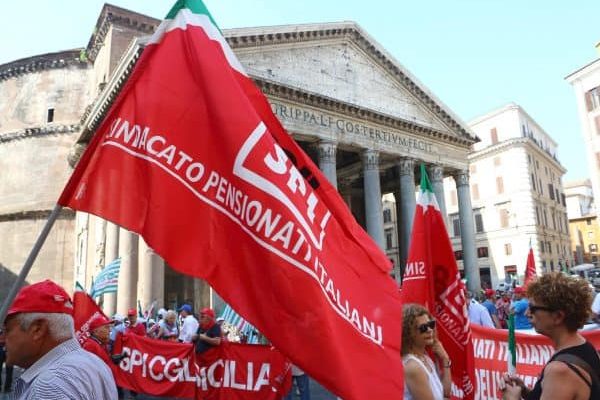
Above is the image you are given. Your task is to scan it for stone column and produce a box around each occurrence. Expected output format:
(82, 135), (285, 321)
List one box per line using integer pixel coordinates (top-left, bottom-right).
(362, 149), (385, 249)
(318, 140), (337, 189)
(454, 170), (480, 292)
(393, 190), (403, 282)
(138, 238), (165, 312)
(427, 164), (447, 226)
(116, 229), (138, 314)
(102, 222), (119, 316)
(398, 158), (416, 269)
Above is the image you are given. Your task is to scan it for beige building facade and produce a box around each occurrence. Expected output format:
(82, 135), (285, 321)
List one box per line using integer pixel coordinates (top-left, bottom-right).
(0, 4), (481, 314)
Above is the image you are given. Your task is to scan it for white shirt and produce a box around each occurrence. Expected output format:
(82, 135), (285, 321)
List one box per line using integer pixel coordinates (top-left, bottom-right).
(13, 338), (117, 399)
(403, 354), (444, 400)
(592, 292), (600, 314)
(178, 314), (199, 343)
(468, 299), (495, 328)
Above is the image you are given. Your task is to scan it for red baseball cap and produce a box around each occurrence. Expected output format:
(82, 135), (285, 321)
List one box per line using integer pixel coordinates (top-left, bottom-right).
(127, 308), (137, 316)
(200, 307), (215, 319)
(7, 280), (73, 317)
(89, 314), (112, 331)
(513, 286), (525, 294)
(485, 289), (496, 298)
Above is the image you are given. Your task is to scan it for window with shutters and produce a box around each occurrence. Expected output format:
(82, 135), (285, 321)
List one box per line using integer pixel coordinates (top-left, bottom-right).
(491, 128), (498, 144)
(383, 209), (392, 223)
(477, 247), (489, 258)
(548, 184), (555, 200)
(499, 209), (509, 228)
(453, 218), (461, 237)
(385, 228), (393, 250)
(504, 243), (512, 255)
(496, 176), (504, 194)
(472, 184), (479, 201)
(531, 174), (536, 191)
(475, 214), (484, 233)
(585, 86), (600, 111)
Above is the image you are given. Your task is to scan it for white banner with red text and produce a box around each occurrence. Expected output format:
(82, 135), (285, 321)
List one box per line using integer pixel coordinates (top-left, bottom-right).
(470, 324), (600, 399)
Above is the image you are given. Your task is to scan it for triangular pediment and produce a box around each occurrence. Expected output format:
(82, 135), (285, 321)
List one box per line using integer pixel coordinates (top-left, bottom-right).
(225, 22), (477, 144)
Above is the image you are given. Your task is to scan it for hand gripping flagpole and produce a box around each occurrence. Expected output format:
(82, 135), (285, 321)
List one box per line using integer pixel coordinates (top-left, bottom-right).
(0, 204), (63, 325)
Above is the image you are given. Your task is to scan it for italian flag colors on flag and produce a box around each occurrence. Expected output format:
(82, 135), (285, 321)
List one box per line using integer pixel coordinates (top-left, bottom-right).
(58, 0), (404, 399)
(401, 165), (476, 399)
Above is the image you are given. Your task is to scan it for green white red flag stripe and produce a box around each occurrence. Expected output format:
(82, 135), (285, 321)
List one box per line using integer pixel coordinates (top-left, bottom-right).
(57, 0), (403, 398)
(400, 164), (476, 399)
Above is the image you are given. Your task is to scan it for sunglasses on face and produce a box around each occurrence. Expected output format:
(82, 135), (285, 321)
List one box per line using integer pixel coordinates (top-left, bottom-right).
(417, 319), (436, 333)
(528, 305), (556, 314)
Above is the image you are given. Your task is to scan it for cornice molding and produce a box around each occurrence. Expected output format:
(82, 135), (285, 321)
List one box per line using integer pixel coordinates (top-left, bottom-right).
(469, 137), (566, 173)
(0, 208), (75, 223)
(0, 124), (80, 144)
(225, 23), (478, 144)
(0, 50), (87, 82)
(256, 79), (473, 147)
(86, 4), (159, 62)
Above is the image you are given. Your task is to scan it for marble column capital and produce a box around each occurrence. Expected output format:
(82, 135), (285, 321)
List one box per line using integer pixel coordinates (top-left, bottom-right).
(427, 164), (444, 183)
(453, 169), (470, 187)
(318, 140), (337, 164)
(397, 158), (415, 176)
(362, 149), (380, 171)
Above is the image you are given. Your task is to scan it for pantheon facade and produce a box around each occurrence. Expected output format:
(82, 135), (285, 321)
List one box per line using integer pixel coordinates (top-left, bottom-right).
(0, 4), (479, 315)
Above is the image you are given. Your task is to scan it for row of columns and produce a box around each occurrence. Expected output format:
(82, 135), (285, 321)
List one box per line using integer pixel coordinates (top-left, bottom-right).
(100, 222), (165, 316)
(316, 140), (480, 291)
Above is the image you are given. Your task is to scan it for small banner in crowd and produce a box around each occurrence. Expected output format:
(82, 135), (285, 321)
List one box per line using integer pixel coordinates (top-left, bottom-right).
(112, 334), (291, 400)
(470, 324), (600, 399)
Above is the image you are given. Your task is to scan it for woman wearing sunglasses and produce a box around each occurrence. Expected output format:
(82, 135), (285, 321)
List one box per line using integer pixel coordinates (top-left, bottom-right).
(501, 273), (600, 400)
(402, 303), (451, 400)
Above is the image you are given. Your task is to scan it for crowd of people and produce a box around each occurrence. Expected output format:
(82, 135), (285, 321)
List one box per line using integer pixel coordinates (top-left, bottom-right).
(3, 273), (600, 400)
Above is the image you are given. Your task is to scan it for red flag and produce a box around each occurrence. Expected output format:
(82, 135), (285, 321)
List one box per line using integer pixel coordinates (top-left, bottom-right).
(400, 165), (475, 399)
(524, 246), (536, 287)
(57, 1), (402, 398)
(73, 290), (109, 345)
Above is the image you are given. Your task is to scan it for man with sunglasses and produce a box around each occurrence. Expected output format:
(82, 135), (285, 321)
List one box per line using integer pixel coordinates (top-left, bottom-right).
(502, 273), (600, 400)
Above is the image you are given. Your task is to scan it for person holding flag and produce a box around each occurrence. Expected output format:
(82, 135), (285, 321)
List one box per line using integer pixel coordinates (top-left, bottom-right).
(402, 303), (451, 400)
(502, 273), (600, 399)
(401, 165), (475, 399)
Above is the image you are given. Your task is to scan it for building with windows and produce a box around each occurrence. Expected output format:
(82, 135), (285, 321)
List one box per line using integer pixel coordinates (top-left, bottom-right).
(566, 42), (600, 222)
(566, 179), (600, 265)
(0, 4), (481, 313)
(444, 103), (572, 289)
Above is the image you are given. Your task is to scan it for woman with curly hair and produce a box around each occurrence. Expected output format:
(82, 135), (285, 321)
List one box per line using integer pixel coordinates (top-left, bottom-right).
(502, 273), (600, 400)
(402, 303), (451, 400)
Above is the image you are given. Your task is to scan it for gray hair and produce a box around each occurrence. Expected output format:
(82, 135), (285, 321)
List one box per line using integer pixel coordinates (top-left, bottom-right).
(166, 310), (177, 320)
(17, 312), (74, 341)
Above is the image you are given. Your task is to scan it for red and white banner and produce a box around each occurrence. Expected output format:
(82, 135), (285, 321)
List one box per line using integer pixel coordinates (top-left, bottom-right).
(401, 166), (475, 399)
(73, 290), (109, 345)
(112, 334), (291, 400)
(471, 325), (600, 399)
(57, 1), (403, 398)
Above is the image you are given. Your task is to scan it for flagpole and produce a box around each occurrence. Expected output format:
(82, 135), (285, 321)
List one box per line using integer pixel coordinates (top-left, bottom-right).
(0, 204), (63, 325)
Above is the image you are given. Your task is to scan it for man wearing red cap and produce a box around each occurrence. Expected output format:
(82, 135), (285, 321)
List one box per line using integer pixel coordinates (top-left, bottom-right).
(82, 315), (113, 365)
(125, 308), (146, 336)
(193, 307), (221, 354)
(3, 280), (117, 399)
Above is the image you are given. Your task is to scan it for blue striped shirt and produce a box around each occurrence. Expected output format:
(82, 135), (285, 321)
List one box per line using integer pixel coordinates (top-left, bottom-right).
(12, 338), (117, 399)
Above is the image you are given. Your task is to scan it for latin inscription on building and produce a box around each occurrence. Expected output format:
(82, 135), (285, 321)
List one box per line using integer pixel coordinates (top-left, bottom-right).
(270, 101), (434, 154)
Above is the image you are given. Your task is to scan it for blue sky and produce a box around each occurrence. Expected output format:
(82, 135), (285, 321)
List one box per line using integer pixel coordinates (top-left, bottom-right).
(2, 0), (599, 182)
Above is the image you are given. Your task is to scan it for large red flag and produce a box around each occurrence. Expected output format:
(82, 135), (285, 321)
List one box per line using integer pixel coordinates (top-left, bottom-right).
(524, 246), (536, 287)
(400, 165), (475, 399)
(57, 1), (403, 398)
